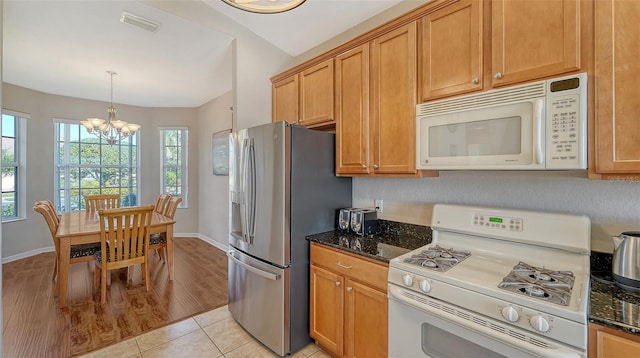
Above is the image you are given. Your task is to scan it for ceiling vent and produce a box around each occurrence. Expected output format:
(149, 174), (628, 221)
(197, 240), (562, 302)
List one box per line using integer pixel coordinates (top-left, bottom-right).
(120, 11), (159, 33)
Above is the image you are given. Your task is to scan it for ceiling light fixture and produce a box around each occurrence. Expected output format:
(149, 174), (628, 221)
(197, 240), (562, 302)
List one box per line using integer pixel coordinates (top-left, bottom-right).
(221, 0), (306, 14)
(120, 11), (159, 32)
(81, 71), (141, 145)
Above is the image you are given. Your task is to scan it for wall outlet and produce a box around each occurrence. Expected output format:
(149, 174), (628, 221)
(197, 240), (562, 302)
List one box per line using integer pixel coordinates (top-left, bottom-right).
(374, 199), (383, 213)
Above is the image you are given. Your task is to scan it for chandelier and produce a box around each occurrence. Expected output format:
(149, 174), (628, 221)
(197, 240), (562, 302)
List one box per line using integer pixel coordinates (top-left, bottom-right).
(221, 0), (306, 14)
(81, 71), (141, 145)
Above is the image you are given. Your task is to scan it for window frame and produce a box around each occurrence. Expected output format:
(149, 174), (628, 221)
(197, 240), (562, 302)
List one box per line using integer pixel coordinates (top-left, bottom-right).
(159, 127), (188, 208)
(1, 110), (28, 222)
(54, 118), (141, 212)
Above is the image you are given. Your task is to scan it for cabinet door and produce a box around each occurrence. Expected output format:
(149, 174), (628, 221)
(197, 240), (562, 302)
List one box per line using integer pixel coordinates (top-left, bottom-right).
(594, 0), (640, 173)
(300, 59), (334, 127)
(344, 279), (388, 358)
(371, 22), (418, 174)
(419, 0), (483, 101)
(491, 0), (580, 87)
(310, 265), (344, 357)
(589, 324), (640, 358)
(336, 44), (370, 175)
(272, 75), (299, 124)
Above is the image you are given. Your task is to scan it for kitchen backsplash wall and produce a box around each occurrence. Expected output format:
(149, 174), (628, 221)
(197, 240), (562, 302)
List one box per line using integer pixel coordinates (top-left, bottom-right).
(353, 170), (640, 253)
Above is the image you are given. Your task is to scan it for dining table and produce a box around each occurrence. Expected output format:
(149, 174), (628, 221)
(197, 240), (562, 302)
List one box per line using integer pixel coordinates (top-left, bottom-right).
(55, 210), (176, 308)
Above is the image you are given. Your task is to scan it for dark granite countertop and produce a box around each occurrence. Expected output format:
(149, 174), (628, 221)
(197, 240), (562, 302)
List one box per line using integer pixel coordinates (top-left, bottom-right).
(589, 251), (640, 336)
(306, 220), (432, 263)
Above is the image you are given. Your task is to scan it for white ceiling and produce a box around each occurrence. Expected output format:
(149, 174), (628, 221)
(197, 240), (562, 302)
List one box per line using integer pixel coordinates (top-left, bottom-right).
(2, 0), (404, 108)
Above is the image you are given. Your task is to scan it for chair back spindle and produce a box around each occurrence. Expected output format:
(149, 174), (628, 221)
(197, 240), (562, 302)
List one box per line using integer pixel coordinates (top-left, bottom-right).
(85, 194), (120, 211)
(154, 194), (170, 214)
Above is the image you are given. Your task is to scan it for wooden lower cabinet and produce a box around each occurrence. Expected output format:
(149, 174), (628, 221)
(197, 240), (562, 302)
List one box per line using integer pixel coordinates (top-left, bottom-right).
(310, 265), (344, 356)
(589, 323), (640, 358)
(309, 243), (388, 358)
(345, 279), (388, 358)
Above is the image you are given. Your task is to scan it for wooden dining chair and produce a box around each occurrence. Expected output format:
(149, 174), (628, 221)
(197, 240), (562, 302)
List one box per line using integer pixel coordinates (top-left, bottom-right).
(35, 200), (59, 224)
(33, 203), (101, 282)
(94, 205), (154, 304)
(150, 196), (182, 267)
(154, 193), (170, 214)
(84, 194), (120, 211)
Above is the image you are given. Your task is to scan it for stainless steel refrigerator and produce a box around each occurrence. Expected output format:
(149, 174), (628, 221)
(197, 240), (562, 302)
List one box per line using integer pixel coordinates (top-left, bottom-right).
(228, 121), (352, 356)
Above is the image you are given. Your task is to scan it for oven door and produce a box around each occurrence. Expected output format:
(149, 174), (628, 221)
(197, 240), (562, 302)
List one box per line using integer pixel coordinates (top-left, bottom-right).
(388, 285), (583, 358)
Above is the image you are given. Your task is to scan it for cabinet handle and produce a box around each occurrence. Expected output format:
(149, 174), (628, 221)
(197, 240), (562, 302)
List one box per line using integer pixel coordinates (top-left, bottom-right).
(361, 164), (368, 169)
(373, 164), (379, 169)
(471, 77), (479, 84)
(336, 261), (352, 269)
(347, 287), (353, 292)
(336, 281), (341, 287)
(494, 72), (503, 79)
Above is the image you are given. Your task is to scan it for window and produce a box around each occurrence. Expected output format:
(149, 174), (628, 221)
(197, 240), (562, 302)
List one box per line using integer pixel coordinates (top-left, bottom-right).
(1, 111), (27, 221)
(55, 120), (139, 212)
(160, 128), (187, 208)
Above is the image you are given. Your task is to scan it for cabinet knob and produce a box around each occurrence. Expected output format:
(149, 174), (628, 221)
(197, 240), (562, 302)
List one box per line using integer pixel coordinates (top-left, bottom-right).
(373, 164), (379, 169)
(494, 72), (503, 79)
(362, 164), (368, 169)
(336, 281), (341, 287)
(298, 119), (303, 123)
(346, 287), (353, 292)
(472, 77), (479, 84)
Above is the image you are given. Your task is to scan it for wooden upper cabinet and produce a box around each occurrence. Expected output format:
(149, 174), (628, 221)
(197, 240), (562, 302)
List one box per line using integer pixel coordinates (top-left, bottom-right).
(419, 0), (483, 101)
(594, 0), (640, 175)
(299, 59), (335, 127)
(336, 44), (370, 175)
(272, 75), (299, 124)
(491, 0), (580, 87)
(371, 22), (418, 174)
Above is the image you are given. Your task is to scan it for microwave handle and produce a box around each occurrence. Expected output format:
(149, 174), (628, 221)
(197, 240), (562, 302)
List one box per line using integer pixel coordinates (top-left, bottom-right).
(533, 99), (544, 165)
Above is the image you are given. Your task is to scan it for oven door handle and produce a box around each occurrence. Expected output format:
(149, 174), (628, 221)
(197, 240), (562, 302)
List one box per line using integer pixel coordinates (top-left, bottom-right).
(388, 285), (581, 358)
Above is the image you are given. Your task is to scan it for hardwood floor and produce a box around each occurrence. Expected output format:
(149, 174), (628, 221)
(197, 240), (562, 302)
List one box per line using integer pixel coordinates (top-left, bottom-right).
(2, 237), (229, 357)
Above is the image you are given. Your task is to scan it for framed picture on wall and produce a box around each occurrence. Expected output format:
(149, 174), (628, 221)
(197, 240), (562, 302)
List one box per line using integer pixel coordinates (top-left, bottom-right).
(212, 129), (230, 176)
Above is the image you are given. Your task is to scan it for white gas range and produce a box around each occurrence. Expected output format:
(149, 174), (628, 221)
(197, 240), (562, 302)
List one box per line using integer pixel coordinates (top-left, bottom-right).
(388, 204), (591, 358)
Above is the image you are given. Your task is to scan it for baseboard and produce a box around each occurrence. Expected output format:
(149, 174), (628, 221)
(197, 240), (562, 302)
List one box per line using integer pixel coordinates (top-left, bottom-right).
(191, 233), (228, 251)
(3, 246), (55, 264)
(2, 233), (229, 264)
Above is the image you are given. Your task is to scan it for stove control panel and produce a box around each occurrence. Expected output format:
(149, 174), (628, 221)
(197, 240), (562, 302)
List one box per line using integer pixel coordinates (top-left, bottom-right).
(497, 304), (556, 333)
(473, 213), (523, 232)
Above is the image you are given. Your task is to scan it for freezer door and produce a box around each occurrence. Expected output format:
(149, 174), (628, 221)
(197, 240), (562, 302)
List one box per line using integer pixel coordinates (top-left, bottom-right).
(228, 248), (289, 356)
(229, 122), (289, 267)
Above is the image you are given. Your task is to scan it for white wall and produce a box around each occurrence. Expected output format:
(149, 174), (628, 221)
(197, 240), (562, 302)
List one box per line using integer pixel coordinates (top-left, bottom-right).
(1, 83), (199, 259)
(197, 91), (233, 248)
(143, 0), (291, 130)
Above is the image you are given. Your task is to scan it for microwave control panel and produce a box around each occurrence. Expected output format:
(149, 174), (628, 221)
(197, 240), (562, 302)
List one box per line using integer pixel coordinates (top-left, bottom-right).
(546, 73), (587, 169)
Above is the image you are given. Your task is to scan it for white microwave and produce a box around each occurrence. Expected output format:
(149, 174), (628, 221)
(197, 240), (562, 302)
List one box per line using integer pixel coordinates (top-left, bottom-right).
(416, 73), (587, 170)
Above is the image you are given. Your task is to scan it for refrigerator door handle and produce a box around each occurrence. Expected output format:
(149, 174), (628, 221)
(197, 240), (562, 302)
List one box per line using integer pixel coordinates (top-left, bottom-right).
(228, 250), (281, 281)
(240, 138), (250, 243)
(247, 139), (257, 244)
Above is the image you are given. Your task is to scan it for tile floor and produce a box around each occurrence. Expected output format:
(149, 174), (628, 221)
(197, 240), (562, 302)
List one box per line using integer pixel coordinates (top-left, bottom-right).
(78, 305), (331, 358)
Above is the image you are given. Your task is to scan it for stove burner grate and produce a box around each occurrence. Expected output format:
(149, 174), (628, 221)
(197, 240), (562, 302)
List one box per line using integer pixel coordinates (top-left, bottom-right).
(402, 245), (471, 272)
(498, 262), (574, 306)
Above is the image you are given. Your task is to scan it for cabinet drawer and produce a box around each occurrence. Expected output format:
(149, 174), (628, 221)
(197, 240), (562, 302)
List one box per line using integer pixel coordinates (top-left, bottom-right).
(311, 243), (388, 291)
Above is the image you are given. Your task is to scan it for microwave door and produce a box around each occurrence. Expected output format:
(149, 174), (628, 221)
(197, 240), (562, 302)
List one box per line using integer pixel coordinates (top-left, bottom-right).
(418, 100), (541, 169)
